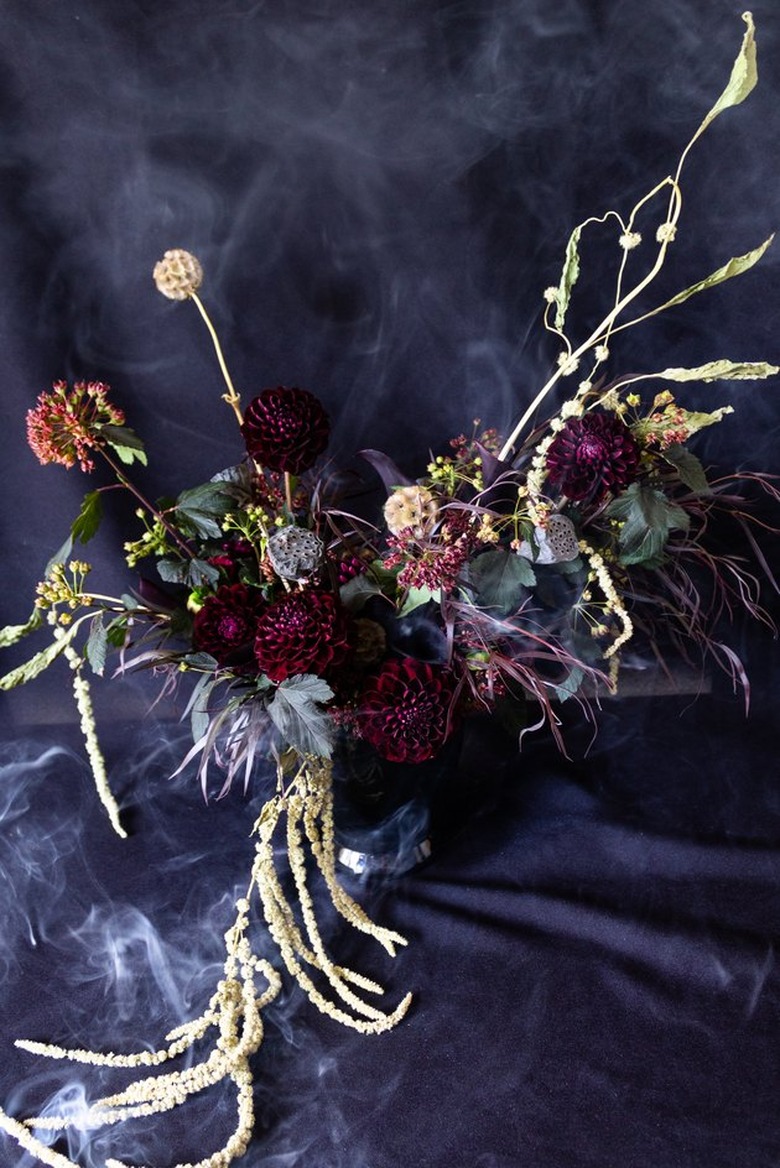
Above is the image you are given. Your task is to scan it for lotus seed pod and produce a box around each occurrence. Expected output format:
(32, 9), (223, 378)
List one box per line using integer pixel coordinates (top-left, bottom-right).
(267, 526), (324, 580)
(545, 513), (579, 561)
(153, 249), (203, 300)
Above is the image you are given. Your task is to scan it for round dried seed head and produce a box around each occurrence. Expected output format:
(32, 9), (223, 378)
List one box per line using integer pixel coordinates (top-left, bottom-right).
(267, 526), (324, 580)
(383, 485), (438, 536)
(153, 249), (203, 300)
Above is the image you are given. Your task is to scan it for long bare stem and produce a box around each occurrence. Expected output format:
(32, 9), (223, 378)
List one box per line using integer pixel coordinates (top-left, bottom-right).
(190, 292), (244, 426)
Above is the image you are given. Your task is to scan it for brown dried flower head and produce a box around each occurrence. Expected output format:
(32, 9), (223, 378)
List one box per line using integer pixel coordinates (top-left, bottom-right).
(383, 485), (439, 537)
(153, 249), (203, 300)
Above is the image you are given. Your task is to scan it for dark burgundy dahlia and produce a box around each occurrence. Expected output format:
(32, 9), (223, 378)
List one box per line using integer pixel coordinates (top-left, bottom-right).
(545, 412), (640, 503)
(241, 386), (330, 474)
(253, 589), (350, 683)
(193, 583), (262, 666)
(359, 657), (456, 765)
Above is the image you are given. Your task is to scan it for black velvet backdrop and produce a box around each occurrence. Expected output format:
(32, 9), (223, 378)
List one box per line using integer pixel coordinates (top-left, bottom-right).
(1, 2), (779, 1166)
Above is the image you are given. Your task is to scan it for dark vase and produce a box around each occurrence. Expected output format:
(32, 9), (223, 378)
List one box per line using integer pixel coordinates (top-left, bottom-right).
(332, 717), (514, 878)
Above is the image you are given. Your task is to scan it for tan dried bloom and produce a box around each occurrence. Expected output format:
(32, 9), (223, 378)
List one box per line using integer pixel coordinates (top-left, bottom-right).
(383, 485), (439, 536)
(656, 222), (677, 243)
(619, 231), (642, 251)
(153, 248), (204, 300)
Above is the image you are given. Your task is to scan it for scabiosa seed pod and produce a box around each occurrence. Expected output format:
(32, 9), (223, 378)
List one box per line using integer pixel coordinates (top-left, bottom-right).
(383, 485), (439, 537)
(545, 412), (640, 503)
(241, 386), (331, 475)
(153, 249), (204, 300)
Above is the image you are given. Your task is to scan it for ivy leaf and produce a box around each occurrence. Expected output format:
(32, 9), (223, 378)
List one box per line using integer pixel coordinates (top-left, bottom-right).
(652, 360), (779, 384)
(606, 483), (690, 567)
(71, 490), (103, 545)
(0, 624), (79, 691)
(398, 585), (440, 616)
(267, 674), (335, 759)
(468, 549), (536, 616)
(101, 424), (148, 467)
(554, 224), (582, 332)
(85, 614), (108, 676)
(175, 482), (235, 540)
(0, 609), (44, 648)
(661, 444), (711, 495)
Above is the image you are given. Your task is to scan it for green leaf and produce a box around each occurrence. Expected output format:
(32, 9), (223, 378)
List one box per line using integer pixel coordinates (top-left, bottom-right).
(606, 483), (690, 567)
(157, 557), (220, 588)
(661, 444), (711, 494)
(695, 11), (757, 140)
(101, 424), (148, 467)
(267, 674), (335, 758)
(0, 609), (44, 648)
(85, 613), (108, 676)
(398, 585), (441, 616)
(46, 534), (74, 576)
(185, 672), (218, 742)
(106, 616), (130, 648)
(554, 224), (582, 332)
(468, 549), (536, 616)
(71, 490), (103, 545)
(653, 360), (779, 383)
(339, 573), (386, 611)
(551, 665), (585, 703)
(658, 235), (774, 313)
(0, 625), (78, 691)
(181, 651), (220, 671)
(175, 482), (234, 540)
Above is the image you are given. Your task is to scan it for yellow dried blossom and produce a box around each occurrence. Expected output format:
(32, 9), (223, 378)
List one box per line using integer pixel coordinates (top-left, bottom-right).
(578, 540), (634, 660)
(383, 485), (439, 536)
(656, 222), (677, 243)
(153, 249), (204, 300)
(476, 516), (499, 544)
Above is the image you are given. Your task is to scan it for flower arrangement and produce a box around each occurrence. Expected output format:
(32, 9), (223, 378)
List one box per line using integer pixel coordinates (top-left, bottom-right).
(0, 13), (777, 1168)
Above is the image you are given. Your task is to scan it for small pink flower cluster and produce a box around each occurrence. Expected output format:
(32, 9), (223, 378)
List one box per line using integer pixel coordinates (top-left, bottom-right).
(26, 380), (125, 472)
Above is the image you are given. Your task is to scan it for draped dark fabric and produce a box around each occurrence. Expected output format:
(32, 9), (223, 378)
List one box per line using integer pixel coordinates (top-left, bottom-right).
(1, 2), (779, 1166)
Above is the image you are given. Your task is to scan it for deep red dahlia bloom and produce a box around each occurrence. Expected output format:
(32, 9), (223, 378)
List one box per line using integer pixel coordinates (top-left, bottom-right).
(253, 589), (349, 683)
(241, 386), (330, 474)
(545, 412), (640, 503)
(359, 657), (456, 764)
(193, 583), (262, 665)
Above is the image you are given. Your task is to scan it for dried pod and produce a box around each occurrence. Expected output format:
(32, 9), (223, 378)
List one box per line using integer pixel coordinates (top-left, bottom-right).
(267, 526), (324, 580)
(153, 249), (204, 300)
(517, 513), (579, 564)
(545, 513), (579, 561)
(383, 485), (439, 537)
